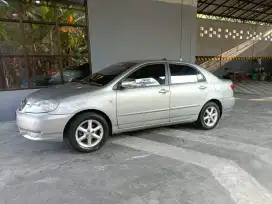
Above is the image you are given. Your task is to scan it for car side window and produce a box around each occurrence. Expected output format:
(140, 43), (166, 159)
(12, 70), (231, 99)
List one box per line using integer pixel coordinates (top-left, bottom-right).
(169, 64), (205, 84)
(125, 64), (166, 87)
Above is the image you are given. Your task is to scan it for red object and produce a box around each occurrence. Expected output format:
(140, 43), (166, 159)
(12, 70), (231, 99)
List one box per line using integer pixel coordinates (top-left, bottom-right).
(233, 71), (245, 82)
(242, 75), (250, 81)
(230, 83), (235, 91)
(47, 71), (57, 76)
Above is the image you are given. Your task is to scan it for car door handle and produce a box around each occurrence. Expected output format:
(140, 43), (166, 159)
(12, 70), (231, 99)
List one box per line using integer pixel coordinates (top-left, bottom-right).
(199, 85), (207, 90)
(158, 89), (169, 94)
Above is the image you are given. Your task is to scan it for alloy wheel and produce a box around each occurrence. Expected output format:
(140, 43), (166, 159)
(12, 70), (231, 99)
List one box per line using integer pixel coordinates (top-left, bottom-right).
(75, 119), (104, 148)
(203, 106), (218, 127)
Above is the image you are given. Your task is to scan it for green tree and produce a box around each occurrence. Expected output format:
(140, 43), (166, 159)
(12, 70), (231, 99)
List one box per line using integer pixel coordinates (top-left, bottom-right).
(0, 0), (88, 89)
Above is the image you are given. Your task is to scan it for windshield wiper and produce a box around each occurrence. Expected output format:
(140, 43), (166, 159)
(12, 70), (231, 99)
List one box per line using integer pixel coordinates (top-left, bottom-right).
(77, 80), (101, 86)
(88, 82), (102, 86)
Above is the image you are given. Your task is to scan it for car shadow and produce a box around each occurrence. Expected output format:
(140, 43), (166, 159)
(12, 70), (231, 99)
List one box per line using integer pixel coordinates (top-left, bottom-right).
(111, 122), (199, 138)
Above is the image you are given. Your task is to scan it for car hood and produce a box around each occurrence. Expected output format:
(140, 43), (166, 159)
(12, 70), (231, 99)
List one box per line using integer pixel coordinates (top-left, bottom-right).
(26, 83), (101, 102)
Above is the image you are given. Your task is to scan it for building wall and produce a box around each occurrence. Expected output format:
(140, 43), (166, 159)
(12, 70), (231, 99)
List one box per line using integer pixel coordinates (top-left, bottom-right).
(88, 0), (197, 72)
(196, 18), (272, 76)
(0, 89), (38, 121)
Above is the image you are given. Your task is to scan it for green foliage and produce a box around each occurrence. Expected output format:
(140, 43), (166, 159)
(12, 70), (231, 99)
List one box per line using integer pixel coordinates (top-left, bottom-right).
(0, 23), (9, 40)
(0, 0), (88, 62)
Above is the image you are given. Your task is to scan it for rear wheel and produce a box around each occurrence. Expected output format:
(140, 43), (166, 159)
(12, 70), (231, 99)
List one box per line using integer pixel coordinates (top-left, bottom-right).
(66, 112), (109, 153)
(197, 102), (220, 130)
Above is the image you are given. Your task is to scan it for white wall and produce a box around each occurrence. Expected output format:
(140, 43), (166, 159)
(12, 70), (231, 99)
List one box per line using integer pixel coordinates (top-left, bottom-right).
(197, 19), (272, 57)
(88, 0), (197, 72)
(196, 19), (272, 76)
(0, 89), (38, 121)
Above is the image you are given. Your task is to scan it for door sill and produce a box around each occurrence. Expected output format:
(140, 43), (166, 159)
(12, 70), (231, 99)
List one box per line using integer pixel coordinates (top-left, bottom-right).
(114, 118), (195, 134)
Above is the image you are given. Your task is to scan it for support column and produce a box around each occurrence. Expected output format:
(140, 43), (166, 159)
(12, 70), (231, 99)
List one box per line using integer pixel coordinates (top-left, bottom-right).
(180, 0), (198, 63)
(87, 0), (198, 72)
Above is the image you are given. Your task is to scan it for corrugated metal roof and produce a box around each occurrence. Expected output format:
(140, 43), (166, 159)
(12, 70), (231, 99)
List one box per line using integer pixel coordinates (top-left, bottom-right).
(198, 0), (272, 23)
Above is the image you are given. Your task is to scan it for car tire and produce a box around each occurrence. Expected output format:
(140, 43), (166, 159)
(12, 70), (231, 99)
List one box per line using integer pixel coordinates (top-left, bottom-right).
(67, 112), (109, 153)
(197, 102), (221, 130)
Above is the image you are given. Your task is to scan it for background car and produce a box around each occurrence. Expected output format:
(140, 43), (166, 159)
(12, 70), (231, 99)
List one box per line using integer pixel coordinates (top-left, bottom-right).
(34, 63), (90, 87)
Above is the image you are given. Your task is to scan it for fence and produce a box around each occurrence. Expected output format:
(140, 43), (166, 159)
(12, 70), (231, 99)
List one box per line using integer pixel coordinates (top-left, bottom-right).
(0, 0), (89, 91)
(0, 54), (87, 90)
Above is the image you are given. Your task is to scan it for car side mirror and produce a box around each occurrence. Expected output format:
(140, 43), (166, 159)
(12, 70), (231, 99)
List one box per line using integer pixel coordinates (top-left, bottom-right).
(197, 74), (205, 82)
(121, 79), (137, 88)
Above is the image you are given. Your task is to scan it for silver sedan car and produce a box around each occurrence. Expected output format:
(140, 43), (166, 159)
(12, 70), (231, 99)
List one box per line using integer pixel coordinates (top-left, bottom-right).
(16, 60), (235, 152)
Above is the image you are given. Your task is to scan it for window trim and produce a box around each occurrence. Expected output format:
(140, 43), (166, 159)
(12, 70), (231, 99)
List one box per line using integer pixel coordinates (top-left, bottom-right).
(167, 62), (207, 85)
(116, 62), (169, 90)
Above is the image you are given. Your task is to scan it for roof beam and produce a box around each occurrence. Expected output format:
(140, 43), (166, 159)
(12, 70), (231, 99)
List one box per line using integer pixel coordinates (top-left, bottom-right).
(248, 2), (272, 21)
(226, 1), (250, 17)
(207, 0), (229, 14)
(212, 0), (240, 16)
(197, 1), (271, 16)
(198, 11), (272, 24)
(198, 0), (217, 12)
(197, 1), (204, 8)
(197, 0), (272, 24)
(242, 12), (263, 20)
(236, 0), (268, 19)
(237, 0), (272, 8)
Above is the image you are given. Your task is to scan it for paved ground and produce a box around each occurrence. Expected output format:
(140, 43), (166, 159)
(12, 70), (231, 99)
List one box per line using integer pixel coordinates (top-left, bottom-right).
(235, 80), (272, 96)
(1, 94), (272, 204)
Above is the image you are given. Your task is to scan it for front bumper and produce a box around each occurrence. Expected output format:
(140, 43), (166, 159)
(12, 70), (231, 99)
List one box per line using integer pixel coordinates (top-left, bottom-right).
(16, 109), (72, 142)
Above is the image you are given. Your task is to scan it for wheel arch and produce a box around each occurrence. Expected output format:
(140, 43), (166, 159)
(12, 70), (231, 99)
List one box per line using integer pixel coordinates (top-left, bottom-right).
(205, 99), (223, 117)
(63, 109), (113, 139)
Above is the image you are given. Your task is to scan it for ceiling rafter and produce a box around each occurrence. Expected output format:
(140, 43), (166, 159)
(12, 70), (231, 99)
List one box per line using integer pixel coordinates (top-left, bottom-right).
(235, 0), (272, 8)
(206, 0), (229, 14)
(247, 1), (272, 20)
(197, 0), (272, 24)
(216, 1), (242, 16)
(198, 1), (271, 16)
(235, 0), (268, 19)
(198, 0), (217, 13)
(226, 1), (249, 17)
(199, 12), (271, 24)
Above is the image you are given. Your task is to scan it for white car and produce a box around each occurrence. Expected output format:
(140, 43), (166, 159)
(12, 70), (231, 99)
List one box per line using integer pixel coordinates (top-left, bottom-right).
(16, 60), (235, 152)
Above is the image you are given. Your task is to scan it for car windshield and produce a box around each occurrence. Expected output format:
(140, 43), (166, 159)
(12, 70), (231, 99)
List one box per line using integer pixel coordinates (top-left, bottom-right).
(81, 62), (137, 86)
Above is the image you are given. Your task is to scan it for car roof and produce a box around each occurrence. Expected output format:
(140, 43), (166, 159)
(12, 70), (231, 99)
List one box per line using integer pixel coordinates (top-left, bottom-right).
(119, 59), (191, 65)
(120, 59), (220, 82)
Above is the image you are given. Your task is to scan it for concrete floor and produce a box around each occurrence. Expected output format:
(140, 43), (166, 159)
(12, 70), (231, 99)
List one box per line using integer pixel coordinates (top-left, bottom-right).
(1, 94), (272, 204)
(235, 80), (272, 96)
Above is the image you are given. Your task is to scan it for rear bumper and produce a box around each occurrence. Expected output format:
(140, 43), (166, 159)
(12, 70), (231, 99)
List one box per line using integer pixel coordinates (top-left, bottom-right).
(222, 97), (236, 113)
(16, 109), (72, 142)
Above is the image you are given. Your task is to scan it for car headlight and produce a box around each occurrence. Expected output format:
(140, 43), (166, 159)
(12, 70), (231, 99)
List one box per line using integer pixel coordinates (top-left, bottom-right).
(24, 100), (59, 113)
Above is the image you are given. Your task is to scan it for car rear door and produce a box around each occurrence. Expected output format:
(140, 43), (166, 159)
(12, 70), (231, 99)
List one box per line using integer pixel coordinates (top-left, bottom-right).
(116, 63), (170, 129)
(168, 63), (210, 122)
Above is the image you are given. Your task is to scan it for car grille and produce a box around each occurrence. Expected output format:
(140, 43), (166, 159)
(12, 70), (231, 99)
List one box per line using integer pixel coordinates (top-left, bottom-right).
(19, 99), (27, 111)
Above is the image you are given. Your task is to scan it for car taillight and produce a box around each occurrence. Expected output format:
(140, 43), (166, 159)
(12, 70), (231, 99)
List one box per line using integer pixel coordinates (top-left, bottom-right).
(230, 83), (234, 91)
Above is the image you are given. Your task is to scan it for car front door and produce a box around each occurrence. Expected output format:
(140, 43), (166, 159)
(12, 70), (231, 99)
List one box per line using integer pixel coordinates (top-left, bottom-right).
(116, 63), (170, 130)
(168, 63), (210, 122)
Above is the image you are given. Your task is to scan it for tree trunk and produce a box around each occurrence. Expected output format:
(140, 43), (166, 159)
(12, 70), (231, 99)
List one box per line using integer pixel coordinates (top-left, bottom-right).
(0, 54), (7, 89)
(19, 2), (31, 88)
(54, 3), (64, 84)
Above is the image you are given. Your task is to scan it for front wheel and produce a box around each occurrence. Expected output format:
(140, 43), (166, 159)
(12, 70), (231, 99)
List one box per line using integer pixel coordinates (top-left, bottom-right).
(197, 102), (220, 130)
(66, 112), (109, 153)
